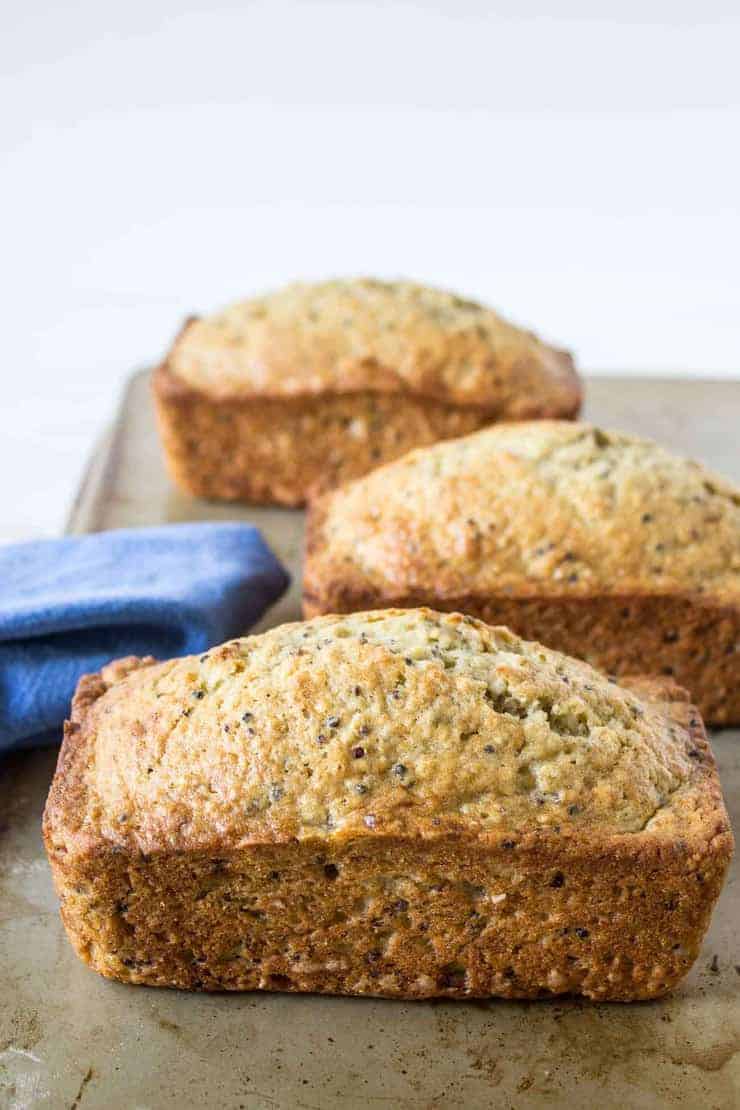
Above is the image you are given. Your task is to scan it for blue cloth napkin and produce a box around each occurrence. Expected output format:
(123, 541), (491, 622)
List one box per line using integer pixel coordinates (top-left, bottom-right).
(0, 523), (289, 753)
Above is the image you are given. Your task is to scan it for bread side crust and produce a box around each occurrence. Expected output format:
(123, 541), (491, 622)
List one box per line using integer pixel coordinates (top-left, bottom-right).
(152, 364), (494, 506)
(44, 656), (158, 860)
(43, 664), (733, 1000)
(303, 505), (740, 726)
(153, 351), (581, 506)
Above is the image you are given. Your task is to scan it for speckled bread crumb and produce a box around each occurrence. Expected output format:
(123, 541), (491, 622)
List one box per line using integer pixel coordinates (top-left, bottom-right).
(304, 423), (740, 724)
(153, 279), (581, 505)
(43, 610), (732, 1000)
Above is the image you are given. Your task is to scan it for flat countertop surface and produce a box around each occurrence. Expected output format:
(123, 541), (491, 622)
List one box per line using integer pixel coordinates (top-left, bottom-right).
(1, 373), (738, 1110)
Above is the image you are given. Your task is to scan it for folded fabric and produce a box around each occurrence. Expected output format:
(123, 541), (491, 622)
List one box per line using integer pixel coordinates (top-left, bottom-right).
(0, 523), (289, 753)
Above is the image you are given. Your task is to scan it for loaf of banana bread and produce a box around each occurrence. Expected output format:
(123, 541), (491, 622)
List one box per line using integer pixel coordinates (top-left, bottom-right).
(304, 423), (740, 724)
(44, 609), (732, 1000)
(153, 279), (581, 505)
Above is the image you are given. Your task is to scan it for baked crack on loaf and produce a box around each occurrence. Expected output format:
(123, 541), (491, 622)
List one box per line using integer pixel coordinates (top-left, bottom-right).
(304, 422), (740, 725)
(44, 610), (732, 1001)
(152, 278), (581, 505)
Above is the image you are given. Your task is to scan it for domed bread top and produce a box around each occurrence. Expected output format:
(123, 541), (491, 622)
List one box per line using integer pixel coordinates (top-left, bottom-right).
(306, 422), (740, 605)
(51, 610), (713, 858)
(166, 278), (579, 414)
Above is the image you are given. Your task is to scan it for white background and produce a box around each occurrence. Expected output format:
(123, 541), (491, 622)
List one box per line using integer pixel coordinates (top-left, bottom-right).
(1, 1), (738, 542)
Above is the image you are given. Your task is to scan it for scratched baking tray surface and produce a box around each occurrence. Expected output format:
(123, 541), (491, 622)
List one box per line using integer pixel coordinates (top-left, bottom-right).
(1, 373), (738, 1109)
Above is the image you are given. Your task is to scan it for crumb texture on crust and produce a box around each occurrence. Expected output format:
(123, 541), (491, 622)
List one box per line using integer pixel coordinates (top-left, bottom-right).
(166, 278), (579, 413)
(306, 421), (740, 605)
(46, 610), (717, 860)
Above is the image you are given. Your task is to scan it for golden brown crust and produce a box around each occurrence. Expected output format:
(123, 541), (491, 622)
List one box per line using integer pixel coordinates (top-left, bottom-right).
(166, 279), (580, 409)
(303, 587), (740, 727)
(43, 611), (732, 1000)
(40, 822), (731, 1001)
(153, 279), (581, 505)
(303, 423), (740, 722)
(44, 657), (158, 858)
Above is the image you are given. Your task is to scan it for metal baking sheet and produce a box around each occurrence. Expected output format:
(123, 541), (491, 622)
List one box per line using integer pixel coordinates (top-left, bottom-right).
(1, 372), (738, 1109)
